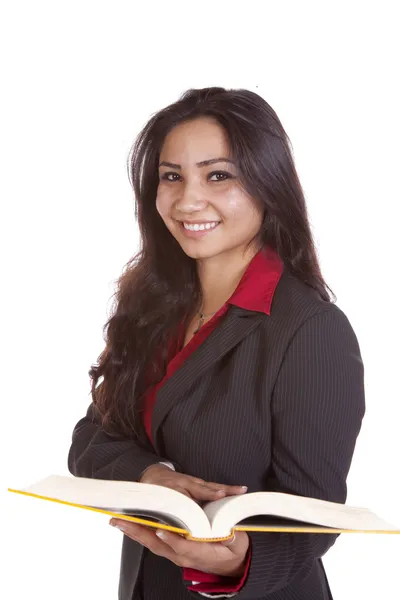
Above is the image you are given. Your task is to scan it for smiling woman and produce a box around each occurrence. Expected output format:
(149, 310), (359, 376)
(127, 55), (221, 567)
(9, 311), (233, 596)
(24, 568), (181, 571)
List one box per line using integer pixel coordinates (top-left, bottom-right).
(68, 87), (365, 600)
(156, 118), (263, 263)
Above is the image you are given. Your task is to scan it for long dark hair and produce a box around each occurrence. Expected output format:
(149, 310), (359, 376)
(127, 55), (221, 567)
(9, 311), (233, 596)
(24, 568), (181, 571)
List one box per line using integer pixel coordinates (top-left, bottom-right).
(90, 87), (335, 437)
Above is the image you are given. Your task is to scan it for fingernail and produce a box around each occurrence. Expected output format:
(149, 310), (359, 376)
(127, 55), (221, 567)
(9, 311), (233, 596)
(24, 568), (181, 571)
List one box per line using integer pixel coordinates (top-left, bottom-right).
(156, 530), (167, 539)
(110, 521), (126, 532)
(241, 486), (248, 491)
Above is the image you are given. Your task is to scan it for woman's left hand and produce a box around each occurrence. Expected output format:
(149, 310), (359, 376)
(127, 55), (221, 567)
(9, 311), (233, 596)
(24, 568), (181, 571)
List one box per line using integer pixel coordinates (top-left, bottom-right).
(109, 519), (249, 577)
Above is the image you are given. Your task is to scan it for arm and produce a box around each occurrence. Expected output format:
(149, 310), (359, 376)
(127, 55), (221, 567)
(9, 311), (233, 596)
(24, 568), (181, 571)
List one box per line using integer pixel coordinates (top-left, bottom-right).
(68, 404), (180, 482)
(226, 307), (365, 599)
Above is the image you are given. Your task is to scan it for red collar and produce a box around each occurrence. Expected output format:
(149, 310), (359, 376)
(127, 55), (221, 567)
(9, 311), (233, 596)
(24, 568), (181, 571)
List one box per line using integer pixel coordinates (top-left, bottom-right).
(227, 246), (283, 315)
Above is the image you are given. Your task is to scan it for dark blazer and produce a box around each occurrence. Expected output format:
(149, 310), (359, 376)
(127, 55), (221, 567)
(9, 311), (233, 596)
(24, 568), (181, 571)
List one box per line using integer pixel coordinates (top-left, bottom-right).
(68, 268), (365, 600)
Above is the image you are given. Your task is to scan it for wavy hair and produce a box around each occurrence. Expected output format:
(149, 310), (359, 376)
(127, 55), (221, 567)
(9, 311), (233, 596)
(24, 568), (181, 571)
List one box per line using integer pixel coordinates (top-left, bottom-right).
(89, 87), (335, 437)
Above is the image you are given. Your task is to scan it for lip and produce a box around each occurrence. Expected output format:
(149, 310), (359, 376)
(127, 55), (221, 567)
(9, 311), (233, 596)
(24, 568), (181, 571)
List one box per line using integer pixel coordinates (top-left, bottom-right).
(178, 221), (221, 239)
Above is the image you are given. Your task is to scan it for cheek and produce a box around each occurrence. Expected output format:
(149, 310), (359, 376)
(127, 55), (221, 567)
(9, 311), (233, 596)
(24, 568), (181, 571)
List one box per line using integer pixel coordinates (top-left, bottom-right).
(155, 189), (171, 220)
(222, 191), (262, 228)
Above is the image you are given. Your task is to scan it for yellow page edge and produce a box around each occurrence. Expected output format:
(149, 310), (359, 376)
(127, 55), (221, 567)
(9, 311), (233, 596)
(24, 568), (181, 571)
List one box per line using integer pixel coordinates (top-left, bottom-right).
(8, 488), (400, 541)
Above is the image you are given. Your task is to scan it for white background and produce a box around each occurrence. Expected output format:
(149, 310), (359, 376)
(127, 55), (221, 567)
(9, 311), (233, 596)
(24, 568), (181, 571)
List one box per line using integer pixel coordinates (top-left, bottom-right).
(1, 2), (399, 599)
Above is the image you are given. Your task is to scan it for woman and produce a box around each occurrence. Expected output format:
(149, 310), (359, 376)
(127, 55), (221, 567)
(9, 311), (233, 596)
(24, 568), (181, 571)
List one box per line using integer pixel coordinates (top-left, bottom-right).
(68, 87), (365, 600)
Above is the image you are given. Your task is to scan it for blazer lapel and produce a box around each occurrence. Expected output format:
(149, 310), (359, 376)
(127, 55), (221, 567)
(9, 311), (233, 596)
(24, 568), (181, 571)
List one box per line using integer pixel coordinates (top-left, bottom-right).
(151, 307), (265, 453)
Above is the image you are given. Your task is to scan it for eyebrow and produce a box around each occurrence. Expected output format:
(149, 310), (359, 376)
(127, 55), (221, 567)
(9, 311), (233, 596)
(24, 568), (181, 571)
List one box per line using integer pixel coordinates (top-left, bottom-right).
(159, 157), (235, 170)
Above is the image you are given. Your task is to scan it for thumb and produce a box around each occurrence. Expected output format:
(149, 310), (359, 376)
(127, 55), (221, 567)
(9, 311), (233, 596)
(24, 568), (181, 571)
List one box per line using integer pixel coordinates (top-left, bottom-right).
(220, 533), (236, 546)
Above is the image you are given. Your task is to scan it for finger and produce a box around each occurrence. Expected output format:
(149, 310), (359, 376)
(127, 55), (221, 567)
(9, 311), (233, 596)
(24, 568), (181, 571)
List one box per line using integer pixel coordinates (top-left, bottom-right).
(185, 477), (225, 492)
(220, 531), (249, 557)
(158, 484), (202, 505)
(186, 476), (247, 494)
(218, 485), (248, 496)
(194, 480), (248, 495)
(154, 531), (234, 565)
(110, 520), (178, 558)
(189, 483), (247, 501)
(154, 530), (249, 573)
(187, 484), (228, 501)
(169, 486), (194, 499)
(155, 529), (206, 559)
(220, 533), (236, 546)
(188, 476), (208, 484)
(110, 520), (196, 568)
(109, 519), (148, 537)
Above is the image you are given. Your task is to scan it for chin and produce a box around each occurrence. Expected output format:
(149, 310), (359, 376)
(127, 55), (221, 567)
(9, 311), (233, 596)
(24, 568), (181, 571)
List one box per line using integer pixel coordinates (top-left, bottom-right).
(178, 241), (227, 261)
(170, 225), (234, 261)
(180, 247), (216, 260)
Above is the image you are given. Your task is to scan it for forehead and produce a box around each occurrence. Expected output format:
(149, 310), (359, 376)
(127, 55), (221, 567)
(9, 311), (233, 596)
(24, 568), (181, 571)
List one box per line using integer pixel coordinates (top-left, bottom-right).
(159, 117), (230, 161)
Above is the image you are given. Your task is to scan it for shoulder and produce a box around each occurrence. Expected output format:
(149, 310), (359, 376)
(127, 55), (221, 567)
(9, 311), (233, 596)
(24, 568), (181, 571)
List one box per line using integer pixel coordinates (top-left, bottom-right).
(266, 268), (360, 349)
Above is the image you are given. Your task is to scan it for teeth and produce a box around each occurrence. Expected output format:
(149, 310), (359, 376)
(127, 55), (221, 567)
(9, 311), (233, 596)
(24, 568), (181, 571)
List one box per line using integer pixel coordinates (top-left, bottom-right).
(183, 222), (220, 232)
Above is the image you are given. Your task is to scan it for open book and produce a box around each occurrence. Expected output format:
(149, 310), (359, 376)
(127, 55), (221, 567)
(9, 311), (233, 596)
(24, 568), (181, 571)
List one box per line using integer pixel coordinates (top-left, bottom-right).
(8, 475), (400, 542)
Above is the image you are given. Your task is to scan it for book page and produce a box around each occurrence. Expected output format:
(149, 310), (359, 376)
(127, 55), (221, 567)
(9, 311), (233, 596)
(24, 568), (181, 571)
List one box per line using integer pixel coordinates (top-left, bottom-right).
(17, 475), (212, 538)
(203, 492), (400, 538)
(97, 508), (189, 530)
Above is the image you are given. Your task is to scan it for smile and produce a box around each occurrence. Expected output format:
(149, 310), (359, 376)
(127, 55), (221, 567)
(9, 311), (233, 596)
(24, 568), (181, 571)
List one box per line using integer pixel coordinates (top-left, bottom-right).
(179, 220), (221, 239)
(183, 221), (220, 232)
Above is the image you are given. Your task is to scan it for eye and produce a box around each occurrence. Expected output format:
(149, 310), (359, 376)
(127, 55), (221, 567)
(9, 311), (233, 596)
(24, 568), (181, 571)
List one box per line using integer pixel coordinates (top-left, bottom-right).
(160, 172), (181, 182)
(208, 171), (233, 182)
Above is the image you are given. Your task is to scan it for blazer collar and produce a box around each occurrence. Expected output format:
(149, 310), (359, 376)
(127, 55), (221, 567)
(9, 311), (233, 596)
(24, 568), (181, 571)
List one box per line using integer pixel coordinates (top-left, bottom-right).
(151, 306), (265, 453)
(228, 245), (283, 315)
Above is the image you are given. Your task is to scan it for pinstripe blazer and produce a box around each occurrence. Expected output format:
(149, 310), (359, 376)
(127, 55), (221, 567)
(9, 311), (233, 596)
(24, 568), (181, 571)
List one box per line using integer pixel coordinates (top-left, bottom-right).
(68, 267), (365, 600)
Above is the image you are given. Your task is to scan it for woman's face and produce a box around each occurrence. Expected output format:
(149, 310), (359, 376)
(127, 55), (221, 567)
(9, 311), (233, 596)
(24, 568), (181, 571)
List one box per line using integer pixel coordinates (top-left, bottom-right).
(156, 117), (263, 261)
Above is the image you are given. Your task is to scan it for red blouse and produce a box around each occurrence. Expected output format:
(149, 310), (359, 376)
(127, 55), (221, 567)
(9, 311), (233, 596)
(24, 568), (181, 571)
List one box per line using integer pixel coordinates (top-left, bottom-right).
(142, 246), (283, 595)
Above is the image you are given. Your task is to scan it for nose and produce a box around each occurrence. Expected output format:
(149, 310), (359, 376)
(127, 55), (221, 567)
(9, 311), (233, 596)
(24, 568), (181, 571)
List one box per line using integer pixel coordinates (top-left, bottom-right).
(175, 179), (208, 213)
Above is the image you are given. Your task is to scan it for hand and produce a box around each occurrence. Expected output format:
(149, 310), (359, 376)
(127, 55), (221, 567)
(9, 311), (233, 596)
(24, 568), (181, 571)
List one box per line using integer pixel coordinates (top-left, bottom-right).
(140, 464), (247, 503)
(109, 520), (250, 577)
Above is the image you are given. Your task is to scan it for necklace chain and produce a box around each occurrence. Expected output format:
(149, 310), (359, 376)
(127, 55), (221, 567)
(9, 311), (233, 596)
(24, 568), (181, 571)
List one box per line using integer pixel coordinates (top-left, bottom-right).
(193, 309), (217, 335)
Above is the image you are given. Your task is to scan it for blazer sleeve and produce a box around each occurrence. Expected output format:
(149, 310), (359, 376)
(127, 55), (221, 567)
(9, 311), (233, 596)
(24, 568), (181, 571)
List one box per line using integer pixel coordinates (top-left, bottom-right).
(68, 404), (181, 482)
(230, 306), (365, 599)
